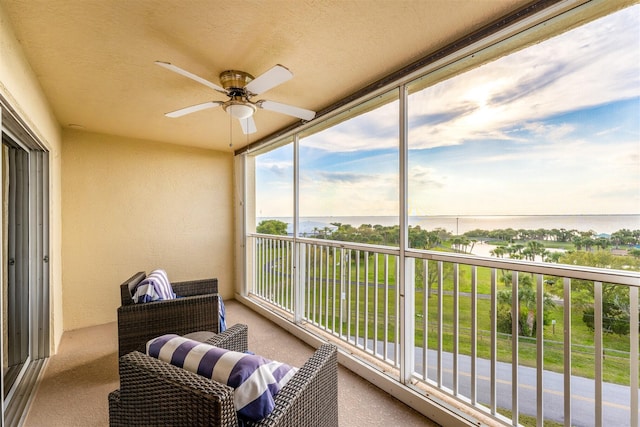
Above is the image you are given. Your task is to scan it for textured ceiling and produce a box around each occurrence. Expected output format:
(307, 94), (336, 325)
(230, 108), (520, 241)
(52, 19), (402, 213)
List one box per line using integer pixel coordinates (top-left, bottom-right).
(3, 0), (532, 152)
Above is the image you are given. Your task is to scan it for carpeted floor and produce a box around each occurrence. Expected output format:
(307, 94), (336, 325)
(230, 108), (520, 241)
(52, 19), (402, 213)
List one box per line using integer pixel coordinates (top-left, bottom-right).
(23, 299), (438, 426)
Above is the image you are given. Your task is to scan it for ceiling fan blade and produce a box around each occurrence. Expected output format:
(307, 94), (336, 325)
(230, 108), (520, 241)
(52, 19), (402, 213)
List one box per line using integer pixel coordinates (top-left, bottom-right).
(155, 61), (227, 94)
(259, 100), (316, 121)
(165, 101), (223, 118)
(244, 65), (293, 95)
(238, 116), (257, 134)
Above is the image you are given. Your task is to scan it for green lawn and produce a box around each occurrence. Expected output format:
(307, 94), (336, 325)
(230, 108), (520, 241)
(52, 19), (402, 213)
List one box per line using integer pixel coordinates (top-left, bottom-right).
(257, 247), (637, 386)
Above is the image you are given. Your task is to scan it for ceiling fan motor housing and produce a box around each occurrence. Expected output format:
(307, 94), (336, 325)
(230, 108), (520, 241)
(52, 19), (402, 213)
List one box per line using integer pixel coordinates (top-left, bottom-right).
(220, 70), (254, 93)
(219, 70), (257, 118)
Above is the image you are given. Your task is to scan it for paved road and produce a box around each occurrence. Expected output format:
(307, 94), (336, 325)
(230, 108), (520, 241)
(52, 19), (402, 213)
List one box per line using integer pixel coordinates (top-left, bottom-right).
(264, 262), (637, 424)
(354, 338), (637, 426)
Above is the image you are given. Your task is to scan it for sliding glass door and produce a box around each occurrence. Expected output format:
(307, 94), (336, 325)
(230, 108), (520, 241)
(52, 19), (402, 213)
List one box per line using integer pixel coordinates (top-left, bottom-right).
(0, 103), (50, 427)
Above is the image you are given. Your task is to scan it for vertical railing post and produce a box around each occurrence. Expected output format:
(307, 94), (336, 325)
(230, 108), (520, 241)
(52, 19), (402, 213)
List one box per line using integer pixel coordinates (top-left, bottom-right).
(401, 257), (415, 384)
(399, 83), (410, 380)
(383, 255), (389, 361)
(249, 236), (256, 296)
(294, 242), (306, 323)
(364, 251), (369, 352)
(292, 133), (300, 320)
(512, 271), (519, 425)
(324, 246), (330, 331)
(563, 277), (572, 427)
(471, 265), (477, 405)
(346, 249), (352, 343)
(630, 286), (638, 427)
(312, 244), (318, 324)
(340, 248), (347, 339)
(423, 259), (429, 382)
(536, 274), (545, 427)
(437, 261), (443, 388)
(395, 257), (401, 366)
(268, 238), (273, 300)
(490, 268), (497, 415)
(332, 246), (337, 334)
(287, 240), (293, 311)
(355, 250), (361, 347)
(374, 255), (380, 359)
(453, 263), (459, 396)
(594, 281), (603, 427)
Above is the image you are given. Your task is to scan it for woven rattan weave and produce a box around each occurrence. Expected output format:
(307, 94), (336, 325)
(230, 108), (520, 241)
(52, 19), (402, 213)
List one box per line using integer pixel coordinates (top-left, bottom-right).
(117, 271), (220, 357)
(109, 324), (338, 426)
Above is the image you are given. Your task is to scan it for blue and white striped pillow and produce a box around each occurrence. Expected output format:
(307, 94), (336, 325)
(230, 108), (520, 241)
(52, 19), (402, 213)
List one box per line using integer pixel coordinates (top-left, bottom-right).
(146, 334), (298, 421)
(132, 269), (176, 303)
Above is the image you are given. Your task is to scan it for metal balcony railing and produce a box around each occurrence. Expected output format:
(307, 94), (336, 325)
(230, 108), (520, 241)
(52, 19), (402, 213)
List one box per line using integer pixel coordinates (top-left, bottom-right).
(247, 233), (639, 427)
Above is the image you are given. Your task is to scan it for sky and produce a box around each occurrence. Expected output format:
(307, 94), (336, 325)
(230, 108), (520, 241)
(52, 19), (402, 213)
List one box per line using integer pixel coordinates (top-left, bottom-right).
(256, 5), (640, 218)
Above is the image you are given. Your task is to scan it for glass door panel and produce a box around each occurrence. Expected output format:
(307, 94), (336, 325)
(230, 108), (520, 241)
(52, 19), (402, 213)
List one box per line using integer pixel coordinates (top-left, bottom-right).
(2, 142), (30, 399)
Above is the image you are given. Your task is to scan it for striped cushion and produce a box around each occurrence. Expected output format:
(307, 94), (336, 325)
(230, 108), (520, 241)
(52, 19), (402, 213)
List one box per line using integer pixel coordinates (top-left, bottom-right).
(131, 269), (176, 303)
(146, 334), (298, 421)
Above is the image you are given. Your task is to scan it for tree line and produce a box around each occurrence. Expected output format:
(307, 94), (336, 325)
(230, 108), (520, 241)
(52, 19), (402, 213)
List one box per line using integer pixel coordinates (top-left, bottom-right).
(257, 219), (640, 336)
(256, 219), (640, 257)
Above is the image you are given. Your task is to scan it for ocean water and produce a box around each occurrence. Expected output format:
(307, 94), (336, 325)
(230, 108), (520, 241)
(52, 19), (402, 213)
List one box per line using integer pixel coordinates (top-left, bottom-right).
(260, 214), (640, 236)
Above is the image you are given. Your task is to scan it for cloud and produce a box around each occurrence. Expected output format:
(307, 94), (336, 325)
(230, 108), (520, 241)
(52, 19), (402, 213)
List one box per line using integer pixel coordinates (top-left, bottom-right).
(409, 165), (445, 188)
(315, 171), (367, 184)
(265, 162), (290, 178)
(595, 126), (622, 137)
(256, 6), (640, 217)
(298, 8), (639, 154)
(301, 101), (399, 152)
(409, 105), (476, 127)
(519, 122), (575, 141)
(298, 169), (399, 216)
(408, 7), (639, 150)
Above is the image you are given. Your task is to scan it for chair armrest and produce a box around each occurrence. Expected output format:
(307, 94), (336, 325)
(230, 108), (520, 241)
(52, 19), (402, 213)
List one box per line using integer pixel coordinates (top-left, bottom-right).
(114, 351), (239, 427)
(249, 344), (338, 427)
(202, 323), (249, 353)
(117, 294), (219, 356)
(119, 272), (146, 306)
(172, 278), (218, 297)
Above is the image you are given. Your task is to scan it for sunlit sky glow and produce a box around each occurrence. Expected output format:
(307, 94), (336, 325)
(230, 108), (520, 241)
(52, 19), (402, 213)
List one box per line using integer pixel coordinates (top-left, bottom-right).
(256, 6), (640, 218)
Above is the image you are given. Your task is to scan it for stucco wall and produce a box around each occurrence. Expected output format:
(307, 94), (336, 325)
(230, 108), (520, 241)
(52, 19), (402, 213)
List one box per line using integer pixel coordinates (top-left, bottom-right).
(0, 3), (64, 353)
(62, 130), (234, 330)
(2, 0), (235, 343)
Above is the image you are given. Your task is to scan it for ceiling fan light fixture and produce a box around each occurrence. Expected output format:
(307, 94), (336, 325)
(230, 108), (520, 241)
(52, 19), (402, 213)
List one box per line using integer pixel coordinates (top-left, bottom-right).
(223, 101), (256, 119)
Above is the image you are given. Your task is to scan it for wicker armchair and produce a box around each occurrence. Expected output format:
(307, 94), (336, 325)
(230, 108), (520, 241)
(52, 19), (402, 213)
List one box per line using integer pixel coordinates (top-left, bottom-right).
(108, 324), (338, 427)
(117, 271), (220, 357)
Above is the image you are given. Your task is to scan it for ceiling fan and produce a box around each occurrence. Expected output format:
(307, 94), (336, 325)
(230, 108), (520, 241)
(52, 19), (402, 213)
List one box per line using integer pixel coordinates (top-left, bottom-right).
(155, 61), (316, 134)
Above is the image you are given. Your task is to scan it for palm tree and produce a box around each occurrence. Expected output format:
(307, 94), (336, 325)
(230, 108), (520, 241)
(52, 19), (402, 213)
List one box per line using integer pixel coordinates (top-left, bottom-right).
(451, 236), (462, 252)
(425, 231), (442, 249)
(490, 246), (506, 258)
(497, 274), (556, 336)
(526, 240), (545, 261)
(594, 237), (610, 251)
(522, 248), (535, 262)
(543, 251), (563, 263)
(469, 239), (477, 253)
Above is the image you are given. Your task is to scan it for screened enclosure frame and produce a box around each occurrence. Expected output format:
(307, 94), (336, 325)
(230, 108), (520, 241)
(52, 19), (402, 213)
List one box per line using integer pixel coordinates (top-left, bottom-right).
(235, 1), (640, 426)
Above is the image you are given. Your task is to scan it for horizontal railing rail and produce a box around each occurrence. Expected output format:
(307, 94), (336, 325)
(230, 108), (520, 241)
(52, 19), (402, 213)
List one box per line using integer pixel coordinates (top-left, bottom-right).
(247, 233), (639, 427)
